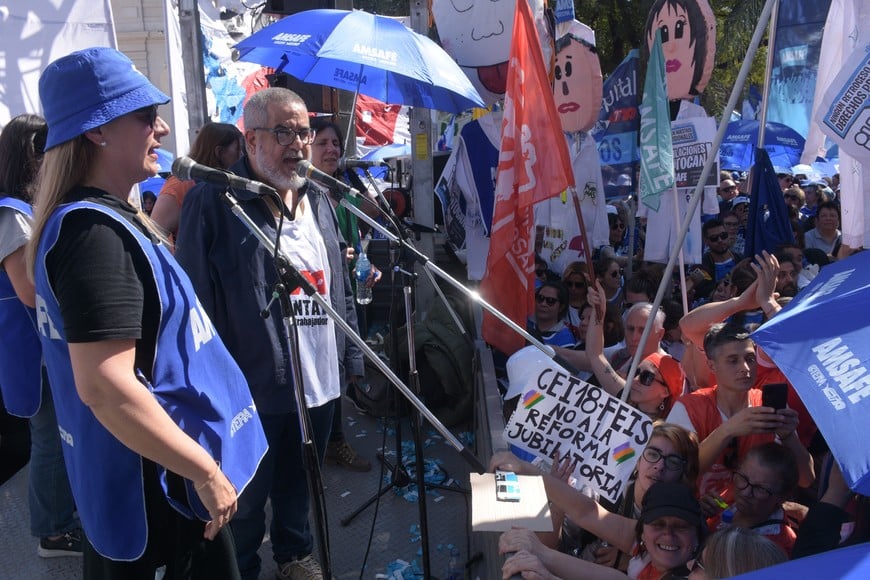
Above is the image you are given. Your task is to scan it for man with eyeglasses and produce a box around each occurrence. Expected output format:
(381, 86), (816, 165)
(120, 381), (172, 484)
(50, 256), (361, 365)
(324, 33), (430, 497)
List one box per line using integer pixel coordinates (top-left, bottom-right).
(177, 88), (355, 580)
(693, 218), (741, 302)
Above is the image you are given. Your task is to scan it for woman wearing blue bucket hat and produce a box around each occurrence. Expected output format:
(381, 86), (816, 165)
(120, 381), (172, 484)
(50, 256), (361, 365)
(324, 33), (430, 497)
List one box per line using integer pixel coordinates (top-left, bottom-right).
(26, 47), (268, 578)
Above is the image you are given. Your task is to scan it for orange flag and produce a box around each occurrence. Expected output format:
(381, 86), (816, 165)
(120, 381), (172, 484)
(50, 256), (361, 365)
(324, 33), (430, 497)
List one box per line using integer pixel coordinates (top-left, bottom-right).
(480, 0), (574, 356)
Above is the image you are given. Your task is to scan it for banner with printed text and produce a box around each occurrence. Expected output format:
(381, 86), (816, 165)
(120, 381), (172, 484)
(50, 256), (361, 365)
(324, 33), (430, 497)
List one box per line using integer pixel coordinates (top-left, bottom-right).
(504, 358), (653, 503)
(817, 48), (870, 164)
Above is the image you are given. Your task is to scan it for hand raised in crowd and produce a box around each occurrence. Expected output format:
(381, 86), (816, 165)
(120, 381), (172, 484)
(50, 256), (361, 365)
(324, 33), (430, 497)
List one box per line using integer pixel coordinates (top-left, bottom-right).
(586, 280), (607, 323)
(502, 549), (558, 580)
(751, 250), (782, 314)
(345, 246), (355, 263)
(194, 465), (238, 540)
(549, 450), (576, 484)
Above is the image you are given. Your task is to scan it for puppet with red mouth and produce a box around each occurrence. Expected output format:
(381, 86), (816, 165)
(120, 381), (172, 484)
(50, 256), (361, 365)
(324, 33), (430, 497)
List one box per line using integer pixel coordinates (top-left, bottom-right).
(553, 21), (603, 133)
(643, 0), (716, 102)
(431, 0), (550, 107)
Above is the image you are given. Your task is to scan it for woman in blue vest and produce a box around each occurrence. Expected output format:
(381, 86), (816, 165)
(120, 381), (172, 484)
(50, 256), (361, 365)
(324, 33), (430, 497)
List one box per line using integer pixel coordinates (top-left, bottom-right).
(27, 47), (267, 579)
(0, 113), (83, 557)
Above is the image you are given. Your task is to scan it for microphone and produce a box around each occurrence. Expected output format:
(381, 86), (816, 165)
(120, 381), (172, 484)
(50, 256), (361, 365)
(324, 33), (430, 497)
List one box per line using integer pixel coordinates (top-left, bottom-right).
(296, 160), (360, 198)
(172, 156), (275, 196)
(338, 157), (387, 171)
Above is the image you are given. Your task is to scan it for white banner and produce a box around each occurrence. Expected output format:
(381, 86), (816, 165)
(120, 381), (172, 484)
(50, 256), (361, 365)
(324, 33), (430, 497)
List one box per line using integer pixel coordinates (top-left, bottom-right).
(503, 358), (652, 503)
(0, 2), (116, 125)
(819, 48), (870, 164)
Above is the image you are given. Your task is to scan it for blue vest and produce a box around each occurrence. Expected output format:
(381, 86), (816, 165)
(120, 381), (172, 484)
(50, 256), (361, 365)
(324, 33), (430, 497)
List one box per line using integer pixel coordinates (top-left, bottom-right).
(34, 201), (268, 560)
(0, 197), (42, 417)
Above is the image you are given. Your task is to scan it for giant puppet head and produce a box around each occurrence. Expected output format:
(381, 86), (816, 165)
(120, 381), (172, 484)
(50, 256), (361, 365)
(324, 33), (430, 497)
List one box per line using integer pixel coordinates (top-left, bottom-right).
(643, 0), (716, 101)
(553, 20), (603, 133)
(432, 0), (550, 107)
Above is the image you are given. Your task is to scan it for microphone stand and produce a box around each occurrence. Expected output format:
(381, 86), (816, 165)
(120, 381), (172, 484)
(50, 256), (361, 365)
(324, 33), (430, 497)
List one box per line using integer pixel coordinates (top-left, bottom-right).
(219, 188), (487, 579)
(340, 169), (472, 580)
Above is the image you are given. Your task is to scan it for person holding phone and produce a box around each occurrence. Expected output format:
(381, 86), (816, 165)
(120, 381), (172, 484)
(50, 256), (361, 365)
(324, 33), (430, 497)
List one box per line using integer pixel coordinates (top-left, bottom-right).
(667, 253), (814, 500)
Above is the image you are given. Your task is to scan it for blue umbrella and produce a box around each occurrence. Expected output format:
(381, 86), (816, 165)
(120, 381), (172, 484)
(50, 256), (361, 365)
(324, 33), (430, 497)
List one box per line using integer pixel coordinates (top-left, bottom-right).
(751, 252), (870, 495)
(734, 543), (870, 579)
(719, 119), (805, 171)
(233, 9), (484, 113)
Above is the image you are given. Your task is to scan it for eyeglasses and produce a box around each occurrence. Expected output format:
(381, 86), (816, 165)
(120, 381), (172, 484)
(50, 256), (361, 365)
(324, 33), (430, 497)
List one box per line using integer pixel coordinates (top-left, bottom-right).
(637, 369), (662, 387)
(535, 295), (559, 306)
(611, 222), (626, 230)
(566, 281), (587, 289)
(642, 446), (687, 471)
(707, 232), (729, 242)
(251, 126), (316, 145)
(732, 470), (777, 499)
(610, 269), (623, 279)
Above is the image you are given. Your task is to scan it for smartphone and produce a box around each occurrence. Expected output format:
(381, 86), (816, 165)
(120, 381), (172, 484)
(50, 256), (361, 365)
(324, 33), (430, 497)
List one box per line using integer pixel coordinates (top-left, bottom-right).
(495, 470), (521, 502)
(762, 382), (789, 410)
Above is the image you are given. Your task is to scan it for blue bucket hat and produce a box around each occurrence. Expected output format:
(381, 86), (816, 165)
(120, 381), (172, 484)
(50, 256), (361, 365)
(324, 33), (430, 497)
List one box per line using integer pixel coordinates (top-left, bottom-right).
(39, 47), (169, 150)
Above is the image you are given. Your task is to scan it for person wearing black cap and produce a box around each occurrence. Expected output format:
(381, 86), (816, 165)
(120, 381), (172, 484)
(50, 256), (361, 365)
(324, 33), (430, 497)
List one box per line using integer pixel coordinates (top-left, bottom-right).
(500, 481), (704, 579)
(29, 47), (267, 578)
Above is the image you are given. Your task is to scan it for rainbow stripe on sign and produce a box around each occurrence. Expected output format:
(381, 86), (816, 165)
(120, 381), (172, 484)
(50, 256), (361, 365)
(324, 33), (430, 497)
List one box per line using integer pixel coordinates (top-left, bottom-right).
(523, 390), (545, 409)
(612, 442), (636, 464)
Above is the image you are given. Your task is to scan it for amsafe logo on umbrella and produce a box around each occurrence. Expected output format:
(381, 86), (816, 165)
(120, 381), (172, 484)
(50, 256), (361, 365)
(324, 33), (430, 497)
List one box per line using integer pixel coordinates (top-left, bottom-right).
(272, 32), (311, 47)
(352, 43), (398, 65)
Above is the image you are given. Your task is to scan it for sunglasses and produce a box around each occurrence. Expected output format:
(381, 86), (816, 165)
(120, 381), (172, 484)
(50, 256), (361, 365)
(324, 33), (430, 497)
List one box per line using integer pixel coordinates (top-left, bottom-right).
(535, 295), (559, 306)
(637, 369), (661, 387)
(535, 268), (547, 276)
(707, 232), (729, 242)
(566, 281), (587, 289)
(611, 222), (626, 230)
(610, 269), (623, 279)
(642, 446), (687, 471)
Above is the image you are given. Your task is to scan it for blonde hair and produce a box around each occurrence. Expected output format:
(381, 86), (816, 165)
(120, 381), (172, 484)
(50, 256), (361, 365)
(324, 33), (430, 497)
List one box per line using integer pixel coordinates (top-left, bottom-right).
(701, 526), (786, 577)
(26, 136), (94, 278)
(26, 135), (168, 279)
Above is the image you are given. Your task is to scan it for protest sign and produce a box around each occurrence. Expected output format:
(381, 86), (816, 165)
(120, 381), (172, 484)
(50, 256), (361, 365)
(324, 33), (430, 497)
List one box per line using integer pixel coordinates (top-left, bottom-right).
(504, 358), (653, 503)
(818, 48), (870, 164)
(672, 117), (719, 189)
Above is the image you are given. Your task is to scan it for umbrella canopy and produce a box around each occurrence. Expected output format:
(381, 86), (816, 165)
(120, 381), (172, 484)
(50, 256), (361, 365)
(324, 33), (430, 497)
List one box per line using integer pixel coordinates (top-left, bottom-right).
(751, 251), (870, 495)
(734, 542), (870, 579)
(719, 119), (805, 171)
(233, 9), (485, 113)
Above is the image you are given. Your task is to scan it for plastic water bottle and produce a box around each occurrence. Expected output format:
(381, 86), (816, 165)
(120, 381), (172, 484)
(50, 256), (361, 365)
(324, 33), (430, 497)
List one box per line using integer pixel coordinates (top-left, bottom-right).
(355, 252), (372, 305)
(445, 546), (462, 580)
(717, 505), (736, 530)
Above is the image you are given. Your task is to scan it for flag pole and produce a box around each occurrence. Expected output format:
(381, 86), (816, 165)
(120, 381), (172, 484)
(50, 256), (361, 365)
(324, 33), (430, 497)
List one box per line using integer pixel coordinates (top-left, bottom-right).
(747, 0), (781, 195)
(671, 184), (690, 315)
(622, 0), (778, 392)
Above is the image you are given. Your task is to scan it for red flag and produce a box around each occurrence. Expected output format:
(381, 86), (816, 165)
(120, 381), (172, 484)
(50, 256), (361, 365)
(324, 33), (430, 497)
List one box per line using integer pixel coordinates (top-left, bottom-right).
(480, 0), (574, 355)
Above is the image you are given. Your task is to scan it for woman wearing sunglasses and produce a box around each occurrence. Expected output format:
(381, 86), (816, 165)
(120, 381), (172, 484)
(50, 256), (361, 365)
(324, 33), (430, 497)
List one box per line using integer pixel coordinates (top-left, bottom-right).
(492, 424), (702, 580)
(561, 261), (589, 339)
(528, 281), (577, 348)
(584, 281), (686, 421)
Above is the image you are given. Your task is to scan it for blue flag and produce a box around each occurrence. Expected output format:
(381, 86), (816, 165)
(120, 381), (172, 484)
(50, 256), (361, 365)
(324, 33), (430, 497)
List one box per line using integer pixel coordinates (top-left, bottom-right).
(746, 148), (795, 257)
(639, 29), (674, 212)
